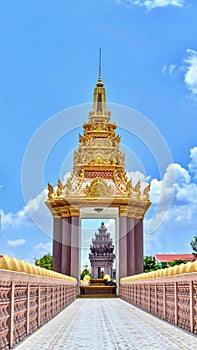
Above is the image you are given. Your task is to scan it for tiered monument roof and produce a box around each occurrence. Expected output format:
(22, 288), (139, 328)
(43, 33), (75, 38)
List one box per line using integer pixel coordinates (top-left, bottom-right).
(89, 222), (115, 258)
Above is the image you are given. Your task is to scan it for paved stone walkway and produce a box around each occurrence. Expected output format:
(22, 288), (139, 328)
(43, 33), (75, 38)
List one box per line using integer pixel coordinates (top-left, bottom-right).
(15, 299), (197, 350)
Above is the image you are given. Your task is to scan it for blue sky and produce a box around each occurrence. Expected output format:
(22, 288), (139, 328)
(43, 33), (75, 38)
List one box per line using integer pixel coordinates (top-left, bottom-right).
(1, 0), (197, 268)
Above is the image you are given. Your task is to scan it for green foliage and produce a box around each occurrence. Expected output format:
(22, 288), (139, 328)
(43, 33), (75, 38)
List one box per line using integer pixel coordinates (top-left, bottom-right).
(80, 263), (92, 280)
(190, 235), (197, 253)
(144, 256), (160, 273)
(160, 262), (168, 268)
(34, 253), (53, 270)
(169, 259), (186, 267)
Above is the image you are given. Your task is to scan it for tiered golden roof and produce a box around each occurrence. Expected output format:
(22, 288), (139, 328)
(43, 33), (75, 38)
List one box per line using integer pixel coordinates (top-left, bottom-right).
(46, 73), (151, 218)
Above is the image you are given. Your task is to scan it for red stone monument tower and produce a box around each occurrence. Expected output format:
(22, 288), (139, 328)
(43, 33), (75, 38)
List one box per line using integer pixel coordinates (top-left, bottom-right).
(46, 59), (151, 281)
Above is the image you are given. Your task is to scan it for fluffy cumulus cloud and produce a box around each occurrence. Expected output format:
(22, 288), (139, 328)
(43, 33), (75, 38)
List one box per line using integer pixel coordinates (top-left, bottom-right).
(7, 239), (26, 247)
(150, 163), (190, 206)
(184, 49), (197, 96)
(145, 147), (197, 254)
(1, 188), (52, 237)
(116, 0), (186, 9)
(1, 173), (72, 239)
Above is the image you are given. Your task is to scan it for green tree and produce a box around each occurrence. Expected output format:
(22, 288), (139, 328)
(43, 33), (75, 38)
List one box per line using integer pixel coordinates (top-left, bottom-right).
(80, 263), (92, 280)
(34, 253), (53, 270)
(144, 256), (161, 273)
(190, 235), (197, 253)
(169, 259), (186, 267)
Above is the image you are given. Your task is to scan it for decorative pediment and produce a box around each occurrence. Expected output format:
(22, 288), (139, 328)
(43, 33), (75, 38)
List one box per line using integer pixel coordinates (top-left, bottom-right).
(84, 178), (113, 197)
(93, 140), (106, 147)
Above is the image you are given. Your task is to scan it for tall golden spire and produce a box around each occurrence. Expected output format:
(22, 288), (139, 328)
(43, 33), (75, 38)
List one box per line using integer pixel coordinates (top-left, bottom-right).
(98, 47), (102, 79)
(93, 48), (106, 114)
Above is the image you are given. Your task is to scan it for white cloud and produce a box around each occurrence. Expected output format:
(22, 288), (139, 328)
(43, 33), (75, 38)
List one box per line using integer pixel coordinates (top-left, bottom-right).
(162, 49), (197, 98)
(162, 65), (167, 74)
(1, 173), (73, 236)
(33, 242), (52, 257)
(7, 239), (26, 247)
(144, 0), (185, 9)
(145, 148), (197, 254)
(169, 64), (177, 75)
(1, 208), (31, 231)
(1, 188), (52, 237)
(127, 170), (150, 184)
(150, 163), (190, 205)
(116, 0), (186, 9)
(162, 64), (177, 76)
(184, 49), (197, 96)
(188, 147), (197, 179)
(175, 183), (197, 203)
(126, 170), (150, 192)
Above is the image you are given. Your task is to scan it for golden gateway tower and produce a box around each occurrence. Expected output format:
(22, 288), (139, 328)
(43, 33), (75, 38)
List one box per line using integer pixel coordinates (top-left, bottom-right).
(46, 61), (151, 282)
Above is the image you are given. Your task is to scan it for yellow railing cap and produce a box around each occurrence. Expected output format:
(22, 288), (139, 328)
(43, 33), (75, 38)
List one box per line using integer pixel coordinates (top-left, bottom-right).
(120, 260), (197, 282)
(0, 255), (77, 282)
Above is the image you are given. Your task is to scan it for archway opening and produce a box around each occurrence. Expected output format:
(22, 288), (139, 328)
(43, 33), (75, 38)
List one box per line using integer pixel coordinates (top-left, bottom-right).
(80, 218), (117, 280)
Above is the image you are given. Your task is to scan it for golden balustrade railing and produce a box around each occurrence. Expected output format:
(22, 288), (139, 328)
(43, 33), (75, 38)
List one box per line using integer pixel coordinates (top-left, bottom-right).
(0, 255), (77, 350)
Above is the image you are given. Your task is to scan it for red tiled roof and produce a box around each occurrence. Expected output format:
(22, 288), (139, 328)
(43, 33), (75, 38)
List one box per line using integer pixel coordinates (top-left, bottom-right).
(154, 254), (196, 263)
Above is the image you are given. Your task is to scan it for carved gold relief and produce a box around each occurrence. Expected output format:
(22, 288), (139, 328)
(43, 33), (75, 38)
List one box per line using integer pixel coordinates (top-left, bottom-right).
(84, 178), (113, 197)
(119, 204), (149, 219)
(83, 121), (117, 135)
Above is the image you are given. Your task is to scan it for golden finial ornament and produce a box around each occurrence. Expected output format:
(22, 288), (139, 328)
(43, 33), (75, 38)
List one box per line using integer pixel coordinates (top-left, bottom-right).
(142, 184), (151, 200)
(134, 180), (141, 198)
(47, 182), (54, 199)
(57, 179), (63, 196)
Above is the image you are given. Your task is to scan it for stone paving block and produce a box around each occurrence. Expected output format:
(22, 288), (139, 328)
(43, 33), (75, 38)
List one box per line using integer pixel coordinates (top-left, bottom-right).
(15, 299), (197, 350)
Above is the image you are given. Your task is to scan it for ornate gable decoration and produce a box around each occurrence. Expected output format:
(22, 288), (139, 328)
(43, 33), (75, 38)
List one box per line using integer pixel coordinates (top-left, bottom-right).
(84, 178), (113, 198)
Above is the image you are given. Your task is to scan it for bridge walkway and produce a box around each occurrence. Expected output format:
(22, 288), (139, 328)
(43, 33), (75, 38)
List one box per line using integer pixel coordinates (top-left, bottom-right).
(15, 299), (197, 350)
